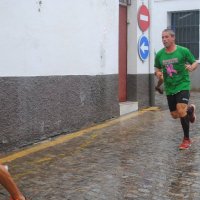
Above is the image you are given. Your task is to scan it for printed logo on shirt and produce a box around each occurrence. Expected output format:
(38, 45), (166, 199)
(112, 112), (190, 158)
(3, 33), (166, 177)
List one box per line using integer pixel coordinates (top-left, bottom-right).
(163, 58), (178, 65)
(166, 64), (177, 77)
(162, 58), (178, 77)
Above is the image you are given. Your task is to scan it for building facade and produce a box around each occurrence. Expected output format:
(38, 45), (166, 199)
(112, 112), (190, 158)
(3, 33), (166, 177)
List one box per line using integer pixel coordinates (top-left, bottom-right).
(152, 0), (200, 90)
(5, 0), (197, 151)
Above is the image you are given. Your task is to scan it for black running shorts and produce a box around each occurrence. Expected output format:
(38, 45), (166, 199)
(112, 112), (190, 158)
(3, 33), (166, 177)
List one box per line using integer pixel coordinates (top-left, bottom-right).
(167, 90), (190, 112)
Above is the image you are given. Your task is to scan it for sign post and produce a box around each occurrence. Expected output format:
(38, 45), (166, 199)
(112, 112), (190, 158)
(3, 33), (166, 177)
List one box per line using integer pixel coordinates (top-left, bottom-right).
(137, 4), (150, 61)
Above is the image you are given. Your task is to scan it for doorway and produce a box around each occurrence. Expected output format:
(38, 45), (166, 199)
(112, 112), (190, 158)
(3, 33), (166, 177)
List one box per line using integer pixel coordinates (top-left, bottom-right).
(119, 4), (127, 102)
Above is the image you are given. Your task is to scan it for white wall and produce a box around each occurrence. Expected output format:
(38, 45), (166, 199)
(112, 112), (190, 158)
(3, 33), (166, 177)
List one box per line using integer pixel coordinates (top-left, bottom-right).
(127, 0), (153, 74)
(152, 0), (200, 54)
(0, 0), (118, 76)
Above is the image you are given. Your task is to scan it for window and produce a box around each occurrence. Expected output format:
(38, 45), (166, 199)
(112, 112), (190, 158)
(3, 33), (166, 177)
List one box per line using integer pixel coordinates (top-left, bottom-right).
(170, 10), (199, 60)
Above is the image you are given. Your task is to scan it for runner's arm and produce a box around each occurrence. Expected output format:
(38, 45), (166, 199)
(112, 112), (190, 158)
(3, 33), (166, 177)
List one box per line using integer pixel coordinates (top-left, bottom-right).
(154, 68), (163, 79)
(185, 61), (199, 72)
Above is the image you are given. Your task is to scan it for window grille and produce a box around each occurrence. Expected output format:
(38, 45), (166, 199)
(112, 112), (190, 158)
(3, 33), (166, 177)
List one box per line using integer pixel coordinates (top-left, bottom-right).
(170, 10), (199, 60)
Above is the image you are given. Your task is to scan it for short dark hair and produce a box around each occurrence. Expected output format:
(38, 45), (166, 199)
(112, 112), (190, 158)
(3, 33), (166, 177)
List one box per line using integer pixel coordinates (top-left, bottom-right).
(162, 28), (175, 37)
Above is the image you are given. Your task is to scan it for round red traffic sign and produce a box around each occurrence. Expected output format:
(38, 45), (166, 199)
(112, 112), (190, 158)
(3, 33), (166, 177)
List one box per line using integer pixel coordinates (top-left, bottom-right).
(137, 5), (150, 32)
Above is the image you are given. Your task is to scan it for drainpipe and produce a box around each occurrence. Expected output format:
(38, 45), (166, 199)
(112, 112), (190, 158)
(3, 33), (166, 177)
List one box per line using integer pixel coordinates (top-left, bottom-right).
(148, 0), (155, 106)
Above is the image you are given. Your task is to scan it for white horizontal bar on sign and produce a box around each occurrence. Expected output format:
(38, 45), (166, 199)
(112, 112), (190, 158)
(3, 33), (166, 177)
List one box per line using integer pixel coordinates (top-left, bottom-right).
(140, 14), (148, 22)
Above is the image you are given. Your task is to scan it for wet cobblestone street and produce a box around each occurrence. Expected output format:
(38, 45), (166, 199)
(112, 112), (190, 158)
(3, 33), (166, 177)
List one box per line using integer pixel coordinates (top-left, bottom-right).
(0, 92), (200, 200)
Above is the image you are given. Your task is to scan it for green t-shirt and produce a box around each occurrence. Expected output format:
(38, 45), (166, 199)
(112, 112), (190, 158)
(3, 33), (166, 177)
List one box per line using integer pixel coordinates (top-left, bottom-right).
(154, 45), (196, 95)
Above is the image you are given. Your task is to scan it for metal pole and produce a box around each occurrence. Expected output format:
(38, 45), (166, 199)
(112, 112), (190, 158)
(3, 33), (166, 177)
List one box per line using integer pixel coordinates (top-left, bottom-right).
(148, 0), (155, 106)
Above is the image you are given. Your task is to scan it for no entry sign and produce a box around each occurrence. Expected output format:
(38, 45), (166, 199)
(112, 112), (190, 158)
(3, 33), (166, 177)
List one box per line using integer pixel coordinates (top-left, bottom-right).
(137, 5), (150, 32)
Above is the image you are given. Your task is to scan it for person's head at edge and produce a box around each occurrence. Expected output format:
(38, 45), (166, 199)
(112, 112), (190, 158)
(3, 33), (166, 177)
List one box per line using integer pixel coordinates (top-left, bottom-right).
(162, 28), (176, 50)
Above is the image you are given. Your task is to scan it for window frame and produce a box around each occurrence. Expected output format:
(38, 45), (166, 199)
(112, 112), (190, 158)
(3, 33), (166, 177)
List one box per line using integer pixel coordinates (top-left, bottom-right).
(169, 10), (200, 60)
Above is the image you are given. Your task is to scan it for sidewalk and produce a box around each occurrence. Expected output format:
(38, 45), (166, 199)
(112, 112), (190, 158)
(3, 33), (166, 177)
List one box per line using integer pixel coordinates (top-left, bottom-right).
(0, 92), (200, 200)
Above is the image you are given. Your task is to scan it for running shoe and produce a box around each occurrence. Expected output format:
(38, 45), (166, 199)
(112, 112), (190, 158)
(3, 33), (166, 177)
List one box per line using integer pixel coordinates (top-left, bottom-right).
(10, 197), (27, 200)
(179, 138), (191, 150)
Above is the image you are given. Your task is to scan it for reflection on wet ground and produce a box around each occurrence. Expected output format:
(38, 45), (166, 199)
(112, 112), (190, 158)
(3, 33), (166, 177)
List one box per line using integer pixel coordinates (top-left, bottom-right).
(0, 92), (200, 200)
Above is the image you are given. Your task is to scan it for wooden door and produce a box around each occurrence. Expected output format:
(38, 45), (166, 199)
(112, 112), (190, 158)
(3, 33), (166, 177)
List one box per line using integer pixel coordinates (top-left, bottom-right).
(119, 5), (127, 102)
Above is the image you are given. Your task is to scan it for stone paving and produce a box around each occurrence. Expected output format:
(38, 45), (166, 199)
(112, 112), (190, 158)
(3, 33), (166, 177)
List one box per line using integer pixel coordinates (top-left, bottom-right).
(0, 92), (200, 200)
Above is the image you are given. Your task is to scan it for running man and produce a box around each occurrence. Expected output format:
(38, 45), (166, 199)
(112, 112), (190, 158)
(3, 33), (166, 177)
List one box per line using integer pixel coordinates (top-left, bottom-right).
(154, 28), (198, 150)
